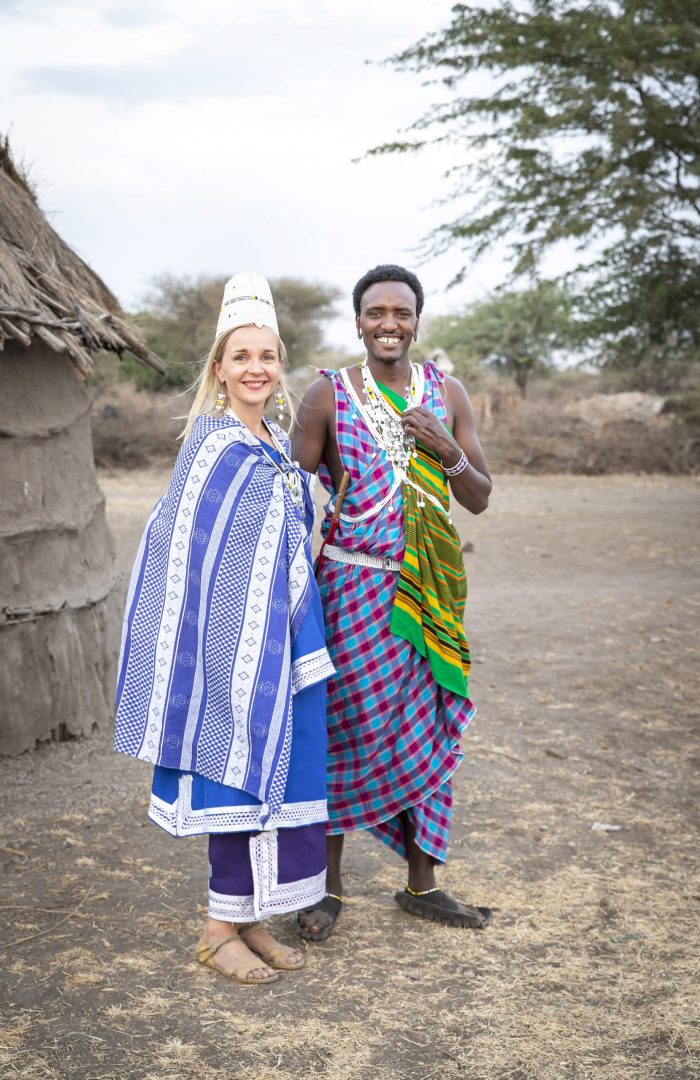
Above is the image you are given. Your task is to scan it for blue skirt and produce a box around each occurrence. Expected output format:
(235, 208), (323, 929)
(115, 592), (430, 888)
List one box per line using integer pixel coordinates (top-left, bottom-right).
(148, 680), (329, 920)
(149, 679), (328, 835)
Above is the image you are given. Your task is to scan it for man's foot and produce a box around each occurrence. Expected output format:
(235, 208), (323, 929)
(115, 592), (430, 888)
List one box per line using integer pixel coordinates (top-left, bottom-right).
(395, 888), (492, 929)
(296, 894), (343, 941)
(238, 922), (305, 970)
(195, 931), (279, 984)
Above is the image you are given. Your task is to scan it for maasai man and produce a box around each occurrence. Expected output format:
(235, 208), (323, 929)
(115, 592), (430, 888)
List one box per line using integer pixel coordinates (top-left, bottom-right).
(115, 272), (334, 984)
(291, 264), (492, 937)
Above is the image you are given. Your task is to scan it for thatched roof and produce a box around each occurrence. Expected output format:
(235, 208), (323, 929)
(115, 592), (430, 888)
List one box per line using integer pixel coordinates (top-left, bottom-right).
(0, 137), (163, 378)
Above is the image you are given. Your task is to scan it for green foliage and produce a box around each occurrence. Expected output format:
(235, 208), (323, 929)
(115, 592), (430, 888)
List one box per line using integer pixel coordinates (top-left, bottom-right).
(424, 281), (575, 396)
(579, 239), (700, 376)
(122, 274), (341, 389)
(269, 277), (341, 368)
(371, 0), (700, 382)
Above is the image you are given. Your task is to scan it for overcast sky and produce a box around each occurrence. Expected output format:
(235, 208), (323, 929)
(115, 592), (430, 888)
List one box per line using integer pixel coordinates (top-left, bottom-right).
(2, 0), (515, 352)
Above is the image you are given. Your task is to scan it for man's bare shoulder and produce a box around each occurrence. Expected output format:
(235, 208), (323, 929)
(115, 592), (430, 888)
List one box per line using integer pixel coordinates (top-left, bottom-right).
(442, 373), (471, 401)
(300, 364), (360, 406)
(300, 374), (334, 406)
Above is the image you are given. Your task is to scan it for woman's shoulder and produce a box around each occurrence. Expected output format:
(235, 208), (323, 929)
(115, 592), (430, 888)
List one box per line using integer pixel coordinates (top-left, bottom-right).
(174, 415), (256, 475)
(185, 412), (255, 449)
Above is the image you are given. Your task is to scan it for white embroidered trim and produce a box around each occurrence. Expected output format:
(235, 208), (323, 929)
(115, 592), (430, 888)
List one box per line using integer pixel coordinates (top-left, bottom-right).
(207, 834), (327, 920)
(208, 887), (256, 922)
(148, 774), (328, 837)
(249, 830), (327, 919)
(291, 647), (335, 694)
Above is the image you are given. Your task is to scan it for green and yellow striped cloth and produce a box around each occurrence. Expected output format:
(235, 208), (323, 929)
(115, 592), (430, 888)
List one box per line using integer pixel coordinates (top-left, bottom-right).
(376, 379), (471, 697)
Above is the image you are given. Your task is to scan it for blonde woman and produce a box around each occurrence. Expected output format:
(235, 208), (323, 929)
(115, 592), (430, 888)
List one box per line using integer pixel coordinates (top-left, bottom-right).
(115, 272), (334, 985)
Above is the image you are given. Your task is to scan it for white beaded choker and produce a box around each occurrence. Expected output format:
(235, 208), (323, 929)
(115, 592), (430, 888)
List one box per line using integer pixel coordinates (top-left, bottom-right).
(360, 359), (421, 476)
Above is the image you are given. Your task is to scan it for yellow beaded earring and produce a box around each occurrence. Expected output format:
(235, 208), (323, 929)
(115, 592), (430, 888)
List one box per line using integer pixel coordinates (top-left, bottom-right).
(214, 387), (226, 413)
(274, 386), (286, 423)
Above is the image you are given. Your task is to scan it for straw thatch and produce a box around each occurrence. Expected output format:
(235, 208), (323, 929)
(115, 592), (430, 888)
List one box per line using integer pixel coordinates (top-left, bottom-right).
(0, 136), (163, 378)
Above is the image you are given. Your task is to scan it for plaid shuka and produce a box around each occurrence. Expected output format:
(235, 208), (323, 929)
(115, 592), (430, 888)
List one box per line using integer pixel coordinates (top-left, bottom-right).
(317, 361), (475, 862)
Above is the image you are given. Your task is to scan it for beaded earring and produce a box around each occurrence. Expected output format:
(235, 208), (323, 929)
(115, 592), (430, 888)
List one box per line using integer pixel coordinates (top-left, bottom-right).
(214, 388), (226, 413)
(274, 385), (286, 423)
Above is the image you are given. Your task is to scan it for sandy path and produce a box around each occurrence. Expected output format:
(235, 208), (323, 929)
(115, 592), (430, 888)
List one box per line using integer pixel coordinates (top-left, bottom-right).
(1, 471), (698, 1080)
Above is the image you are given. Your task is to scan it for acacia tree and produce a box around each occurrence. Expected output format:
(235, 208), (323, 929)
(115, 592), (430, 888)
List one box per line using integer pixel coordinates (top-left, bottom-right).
(126, 274), (340, 388)
(425, 281), (574, 396)
(370, 0), (700, 372)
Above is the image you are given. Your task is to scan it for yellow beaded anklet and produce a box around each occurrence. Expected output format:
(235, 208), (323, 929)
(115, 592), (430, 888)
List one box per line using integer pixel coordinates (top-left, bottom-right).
(327, 893), (342, 902)
(405, 886), (441, 897)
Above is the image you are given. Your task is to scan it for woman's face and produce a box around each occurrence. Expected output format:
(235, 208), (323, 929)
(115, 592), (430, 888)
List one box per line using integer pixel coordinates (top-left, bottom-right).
(215, 325), (282, 412)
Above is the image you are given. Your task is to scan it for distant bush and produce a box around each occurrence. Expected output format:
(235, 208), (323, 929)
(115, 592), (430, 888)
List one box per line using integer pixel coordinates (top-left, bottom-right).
(120, 274), (342, 390)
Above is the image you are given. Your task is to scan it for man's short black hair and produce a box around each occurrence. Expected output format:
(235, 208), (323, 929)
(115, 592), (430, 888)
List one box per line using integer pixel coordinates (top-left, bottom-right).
(352, 264), (424, 317)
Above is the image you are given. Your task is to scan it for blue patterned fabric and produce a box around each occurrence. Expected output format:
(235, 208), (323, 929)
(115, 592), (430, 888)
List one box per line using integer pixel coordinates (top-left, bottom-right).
(115, 415), (334, 822)
(148, 616), (329, 836)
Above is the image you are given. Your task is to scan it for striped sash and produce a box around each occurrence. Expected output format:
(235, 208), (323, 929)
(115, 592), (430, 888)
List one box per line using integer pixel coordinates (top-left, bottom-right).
(376, 380), (471, 697)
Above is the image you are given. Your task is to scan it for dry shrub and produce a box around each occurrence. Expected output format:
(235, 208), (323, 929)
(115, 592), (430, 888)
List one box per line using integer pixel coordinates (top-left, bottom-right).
(91, 371), (700, 474)
(92, 383), (184, 469)
(479, 377), (700, 474)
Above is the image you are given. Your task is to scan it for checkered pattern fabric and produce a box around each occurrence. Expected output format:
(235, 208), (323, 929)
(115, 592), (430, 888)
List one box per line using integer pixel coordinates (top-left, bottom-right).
(315, 361), (475, 862)
(317, 554), (474, 864)
(369, 781), (454, 862)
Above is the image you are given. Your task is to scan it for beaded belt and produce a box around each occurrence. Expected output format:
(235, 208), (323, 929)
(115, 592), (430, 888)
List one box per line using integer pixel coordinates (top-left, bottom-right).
(322, 544), (402, 573)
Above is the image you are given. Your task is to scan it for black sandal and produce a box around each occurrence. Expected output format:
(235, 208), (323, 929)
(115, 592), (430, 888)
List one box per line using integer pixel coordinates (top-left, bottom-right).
(394, 888), (492, 929)
(296, 893), (343, 941)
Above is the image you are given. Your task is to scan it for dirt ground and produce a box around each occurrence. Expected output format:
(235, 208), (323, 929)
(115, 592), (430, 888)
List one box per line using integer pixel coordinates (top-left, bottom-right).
(1, 470), (699, 1080)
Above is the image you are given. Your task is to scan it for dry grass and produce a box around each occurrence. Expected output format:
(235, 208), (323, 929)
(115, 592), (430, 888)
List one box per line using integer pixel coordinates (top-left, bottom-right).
(1, 474), (698, 1079)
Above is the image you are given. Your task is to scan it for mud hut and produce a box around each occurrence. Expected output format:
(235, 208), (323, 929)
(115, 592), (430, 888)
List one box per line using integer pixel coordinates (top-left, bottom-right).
(0, 139), (163, 755)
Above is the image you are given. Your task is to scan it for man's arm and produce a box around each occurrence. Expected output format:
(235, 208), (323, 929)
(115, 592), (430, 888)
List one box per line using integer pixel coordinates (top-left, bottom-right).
(400, 375), (491, 515)
(291, 377), (340, 481)
(443, 376), (491, 514)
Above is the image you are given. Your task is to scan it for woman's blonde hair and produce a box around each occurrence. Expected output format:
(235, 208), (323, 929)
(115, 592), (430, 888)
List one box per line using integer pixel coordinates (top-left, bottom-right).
(180, 325), (295, 439)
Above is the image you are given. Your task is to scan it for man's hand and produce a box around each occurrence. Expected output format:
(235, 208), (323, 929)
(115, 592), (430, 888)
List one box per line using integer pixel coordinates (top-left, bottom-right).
(400, 407), (460, 464)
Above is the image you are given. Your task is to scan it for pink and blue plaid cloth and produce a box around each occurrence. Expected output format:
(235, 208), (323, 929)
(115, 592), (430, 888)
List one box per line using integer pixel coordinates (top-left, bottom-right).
(317, 362), (475, 863)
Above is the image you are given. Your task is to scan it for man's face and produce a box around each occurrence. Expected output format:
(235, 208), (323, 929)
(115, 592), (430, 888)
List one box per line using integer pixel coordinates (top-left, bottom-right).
(356, 281), (419, 366)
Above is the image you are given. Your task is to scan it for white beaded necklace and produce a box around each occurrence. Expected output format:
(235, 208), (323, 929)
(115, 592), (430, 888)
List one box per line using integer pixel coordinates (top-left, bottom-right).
(360, 359), (421, 476)
(225, 408), (304, 512)
(260, 421), (305, 513)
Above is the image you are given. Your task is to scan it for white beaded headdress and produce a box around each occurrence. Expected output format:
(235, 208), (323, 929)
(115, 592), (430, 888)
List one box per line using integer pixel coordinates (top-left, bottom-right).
(216, 271), (279, 338)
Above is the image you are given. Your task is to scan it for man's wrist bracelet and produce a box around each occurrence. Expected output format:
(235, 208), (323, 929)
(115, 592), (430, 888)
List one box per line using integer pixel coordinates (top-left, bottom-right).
(442, 450), (469, 477)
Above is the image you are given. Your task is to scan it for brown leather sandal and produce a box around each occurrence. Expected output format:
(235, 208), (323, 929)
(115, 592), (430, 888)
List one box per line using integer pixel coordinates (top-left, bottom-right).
(195, 933), (280, 984)
(238, 922), (306, 971)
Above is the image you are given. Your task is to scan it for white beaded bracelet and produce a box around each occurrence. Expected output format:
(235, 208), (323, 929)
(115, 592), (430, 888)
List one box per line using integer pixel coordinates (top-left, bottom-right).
(442, 450), (469, 477)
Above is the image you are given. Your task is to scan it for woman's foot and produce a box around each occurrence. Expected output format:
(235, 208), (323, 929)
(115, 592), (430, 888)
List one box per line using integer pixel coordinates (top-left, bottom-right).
(196, 921), (279, 984)
(238, 922), (305, 970)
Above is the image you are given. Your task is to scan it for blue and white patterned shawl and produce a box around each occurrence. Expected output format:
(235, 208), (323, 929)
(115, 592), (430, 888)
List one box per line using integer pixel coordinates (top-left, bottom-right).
(115, 413), (334, 820)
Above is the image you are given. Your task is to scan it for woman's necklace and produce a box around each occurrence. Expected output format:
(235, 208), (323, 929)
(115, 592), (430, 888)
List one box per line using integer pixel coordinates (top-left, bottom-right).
(259, 420), (305, 513)
(360, 359), (421, 475)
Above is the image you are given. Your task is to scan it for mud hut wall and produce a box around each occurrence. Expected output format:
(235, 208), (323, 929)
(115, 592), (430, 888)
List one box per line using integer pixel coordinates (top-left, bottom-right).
(0, 342), (119, 754)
